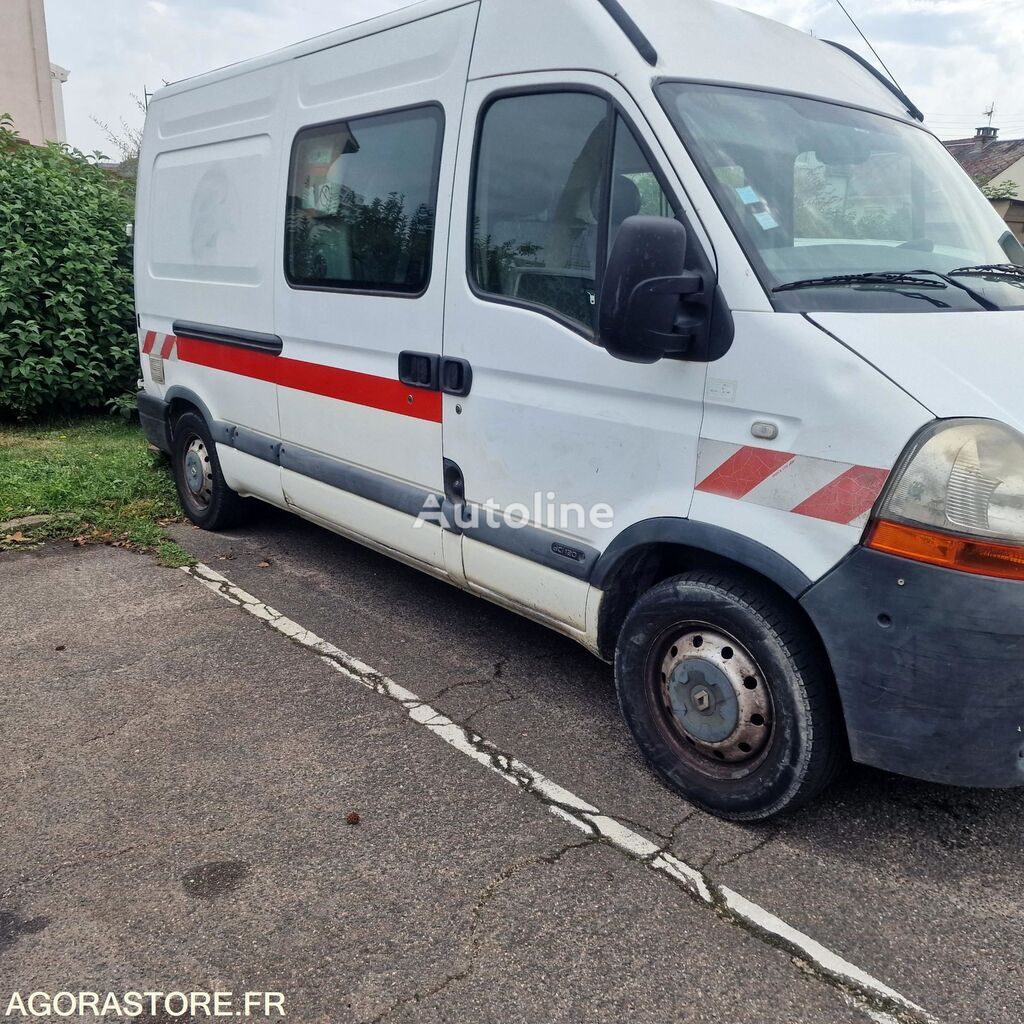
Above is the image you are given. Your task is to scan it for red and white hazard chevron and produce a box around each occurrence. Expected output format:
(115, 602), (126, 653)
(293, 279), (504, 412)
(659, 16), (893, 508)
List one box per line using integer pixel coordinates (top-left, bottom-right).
(140, 330), (177, 359)
(695, 440), (890, 528)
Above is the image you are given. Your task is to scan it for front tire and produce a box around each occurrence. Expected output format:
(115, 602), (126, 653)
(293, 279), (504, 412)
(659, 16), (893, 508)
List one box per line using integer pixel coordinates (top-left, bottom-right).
(615, 571), (844, 821)
(171, 410), (246, 530)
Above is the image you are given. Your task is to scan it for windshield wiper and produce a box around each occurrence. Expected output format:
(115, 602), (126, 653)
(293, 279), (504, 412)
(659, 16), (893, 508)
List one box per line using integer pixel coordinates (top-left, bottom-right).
(774, 270), (998, 311)
(774, 272), (949, 292)
(906, 269), (1000, 311)
(773, 272), (952, 308)
(949, 263), (1024, 283)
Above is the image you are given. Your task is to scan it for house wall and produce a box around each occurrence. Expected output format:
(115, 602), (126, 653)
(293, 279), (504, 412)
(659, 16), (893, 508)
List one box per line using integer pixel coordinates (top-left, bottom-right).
(988, 155), (1024, 196)
(0, 0), (62, 145)
(990, 199), (1024, 244)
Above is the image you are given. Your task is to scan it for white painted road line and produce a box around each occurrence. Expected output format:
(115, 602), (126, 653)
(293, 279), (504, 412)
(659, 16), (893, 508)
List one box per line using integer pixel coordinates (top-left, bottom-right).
(184, 562), (937, 1024)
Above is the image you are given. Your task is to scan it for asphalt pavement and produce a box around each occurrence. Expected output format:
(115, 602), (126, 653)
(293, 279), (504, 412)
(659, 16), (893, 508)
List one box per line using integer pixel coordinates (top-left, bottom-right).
(2, 503), (1022, 1023)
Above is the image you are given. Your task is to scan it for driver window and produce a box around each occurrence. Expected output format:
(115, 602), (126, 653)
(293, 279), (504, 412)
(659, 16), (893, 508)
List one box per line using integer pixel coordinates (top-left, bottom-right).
(608, 116), (674, 250)
(471, 94), (675, 331)
(471, 92), (612, 329)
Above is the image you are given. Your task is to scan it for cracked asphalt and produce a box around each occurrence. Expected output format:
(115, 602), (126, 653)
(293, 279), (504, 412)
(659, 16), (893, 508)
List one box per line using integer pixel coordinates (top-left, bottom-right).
(3, 504), (1023, 1023)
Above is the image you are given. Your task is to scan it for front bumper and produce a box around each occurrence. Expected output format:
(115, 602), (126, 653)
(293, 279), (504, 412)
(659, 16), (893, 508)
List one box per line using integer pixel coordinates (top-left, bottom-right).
(138, 392), (172, 454)
(801, 547), (1024, 787)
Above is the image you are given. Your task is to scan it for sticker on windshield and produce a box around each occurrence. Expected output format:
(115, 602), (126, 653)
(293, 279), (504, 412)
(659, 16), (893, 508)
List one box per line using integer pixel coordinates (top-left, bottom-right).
(736, 186), (760, 205)
(754, 210), (779, 230)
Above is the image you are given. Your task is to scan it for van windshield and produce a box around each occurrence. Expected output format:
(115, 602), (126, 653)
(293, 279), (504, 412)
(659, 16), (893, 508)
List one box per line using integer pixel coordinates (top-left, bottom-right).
(658, 82), (1024, 312)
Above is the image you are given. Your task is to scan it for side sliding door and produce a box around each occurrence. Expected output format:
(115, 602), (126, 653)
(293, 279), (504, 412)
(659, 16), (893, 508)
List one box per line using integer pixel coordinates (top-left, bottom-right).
(273, 5), (478, 574)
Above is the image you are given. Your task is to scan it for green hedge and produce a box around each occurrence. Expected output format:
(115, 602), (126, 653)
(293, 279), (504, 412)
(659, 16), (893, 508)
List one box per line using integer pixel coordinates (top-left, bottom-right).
(0, 115), (137, 420)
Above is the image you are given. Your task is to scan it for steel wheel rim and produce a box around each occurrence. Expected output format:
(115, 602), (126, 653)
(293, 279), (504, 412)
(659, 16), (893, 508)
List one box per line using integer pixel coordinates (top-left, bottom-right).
(181, 435), (214, 512)
(648, 623), (775, 781)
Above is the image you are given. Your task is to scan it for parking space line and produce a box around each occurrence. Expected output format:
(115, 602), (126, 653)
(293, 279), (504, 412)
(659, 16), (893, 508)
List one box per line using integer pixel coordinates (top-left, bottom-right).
(184, 562), (936, 1024)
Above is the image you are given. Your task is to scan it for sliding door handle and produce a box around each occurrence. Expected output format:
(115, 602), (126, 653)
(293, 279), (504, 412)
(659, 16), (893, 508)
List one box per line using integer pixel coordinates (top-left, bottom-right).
(398, 351), (439, 390)
(399, 352), (472, 397)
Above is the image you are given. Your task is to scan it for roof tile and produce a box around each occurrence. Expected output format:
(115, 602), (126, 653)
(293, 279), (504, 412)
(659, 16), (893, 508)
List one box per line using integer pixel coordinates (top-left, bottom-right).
(942, 136), (1024, 183)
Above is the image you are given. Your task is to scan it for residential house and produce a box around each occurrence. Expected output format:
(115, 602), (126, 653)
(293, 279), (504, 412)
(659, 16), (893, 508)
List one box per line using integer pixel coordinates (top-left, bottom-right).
(1, 0), (69, 145)
(943, 127), (1024, 243)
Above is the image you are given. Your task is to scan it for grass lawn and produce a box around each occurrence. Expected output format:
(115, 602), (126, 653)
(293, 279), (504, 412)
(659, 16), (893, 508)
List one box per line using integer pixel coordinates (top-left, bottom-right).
(0, 417), (191, 566)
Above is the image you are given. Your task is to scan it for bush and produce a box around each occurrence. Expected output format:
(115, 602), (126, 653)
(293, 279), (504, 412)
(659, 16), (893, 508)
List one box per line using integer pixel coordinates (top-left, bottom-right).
(979, 178), (1020, 201)
(0, 114), (137, 420)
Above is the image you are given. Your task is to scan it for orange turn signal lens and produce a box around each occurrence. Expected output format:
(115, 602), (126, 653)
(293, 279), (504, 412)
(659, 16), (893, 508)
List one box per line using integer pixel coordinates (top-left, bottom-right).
(867, 519), (1024, 581)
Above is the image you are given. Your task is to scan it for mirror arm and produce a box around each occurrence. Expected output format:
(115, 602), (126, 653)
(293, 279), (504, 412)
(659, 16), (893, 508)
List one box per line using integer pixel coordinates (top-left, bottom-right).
(629, 271), (710, 358)
(646, 328), (693, 357)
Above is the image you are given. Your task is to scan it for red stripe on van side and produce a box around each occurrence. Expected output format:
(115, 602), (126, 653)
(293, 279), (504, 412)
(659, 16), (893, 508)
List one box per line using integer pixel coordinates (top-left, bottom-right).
(142, 331), (157, 354)
(696, 446), (794, 499)
(174, 335), (442, 423)
(790, 465), (890, 524)
(159, 334), (176, 359)
(273, 354), (443, 422)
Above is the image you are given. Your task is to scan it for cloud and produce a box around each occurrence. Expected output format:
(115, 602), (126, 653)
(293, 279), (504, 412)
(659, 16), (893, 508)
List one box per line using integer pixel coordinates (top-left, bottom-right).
(42, 0), (1024, 155)
(718, 0), (1024, 136)
(44, 0), (408, 155)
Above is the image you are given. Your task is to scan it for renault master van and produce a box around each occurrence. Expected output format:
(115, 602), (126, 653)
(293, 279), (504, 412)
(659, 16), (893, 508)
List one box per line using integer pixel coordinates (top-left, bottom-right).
(135, 0), (1024, 820)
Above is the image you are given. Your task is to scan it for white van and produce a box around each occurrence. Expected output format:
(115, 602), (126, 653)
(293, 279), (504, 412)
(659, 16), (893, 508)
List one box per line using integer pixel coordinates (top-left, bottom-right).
(135, 0), (1024, 820)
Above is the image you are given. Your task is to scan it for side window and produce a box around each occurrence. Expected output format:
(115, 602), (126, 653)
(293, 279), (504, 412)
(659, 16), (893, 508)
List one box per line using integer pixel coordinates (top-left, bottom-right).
(471, 93), (612, 329)
(470, 92), (676, 330)
(285, 105), (443, 295)
(608, 116), (674, 251)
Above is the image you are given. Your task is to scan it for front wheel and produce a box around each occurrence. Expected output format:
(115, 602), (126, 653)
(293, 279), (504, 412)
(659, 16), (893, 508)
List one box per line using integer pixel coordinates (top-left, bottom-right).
(171, 410), (247, 530)
(615, 571), (844, 821)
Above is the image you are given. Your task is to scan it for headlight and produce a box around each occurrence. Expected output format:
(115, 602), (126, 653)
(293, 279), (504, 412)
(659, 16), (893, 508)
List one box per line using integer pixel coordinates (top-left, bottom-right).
(867, 419), (1024, 580)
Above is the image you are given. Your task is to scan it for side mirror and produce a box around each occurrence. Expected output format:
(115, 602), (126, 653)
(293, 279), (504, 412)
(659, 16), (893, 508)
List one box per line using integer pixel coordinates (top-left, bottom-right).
(598, 215), (712, 364)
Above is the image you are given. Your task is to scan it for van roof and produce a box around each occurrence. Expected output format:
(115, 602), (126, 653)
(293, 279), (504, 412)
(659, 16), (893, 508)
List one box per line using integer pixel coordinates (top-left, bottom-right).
(154, 0), (475, 99)
(153, 0), (918, 126)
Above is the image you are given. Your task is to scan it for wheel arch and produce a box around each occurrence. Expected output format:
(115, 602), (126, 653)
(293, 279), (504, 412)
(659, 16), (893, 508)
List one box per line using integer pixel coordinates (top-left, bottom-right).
(591, 518), (814, 661)
(164, 386), (216, 436)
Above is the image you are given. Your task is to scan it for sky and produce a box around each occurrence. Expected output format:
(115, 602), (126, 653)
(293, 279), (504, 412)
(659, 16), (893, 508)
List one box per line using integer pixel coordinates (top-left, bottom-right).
(42, 0), (1024, 156)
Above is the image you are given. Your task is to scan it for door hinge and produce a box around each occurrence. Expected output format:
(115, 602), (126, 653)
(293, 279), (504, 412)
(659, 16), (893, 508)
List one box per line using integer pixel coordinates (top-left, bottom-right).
(442, 458), (465, 534)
